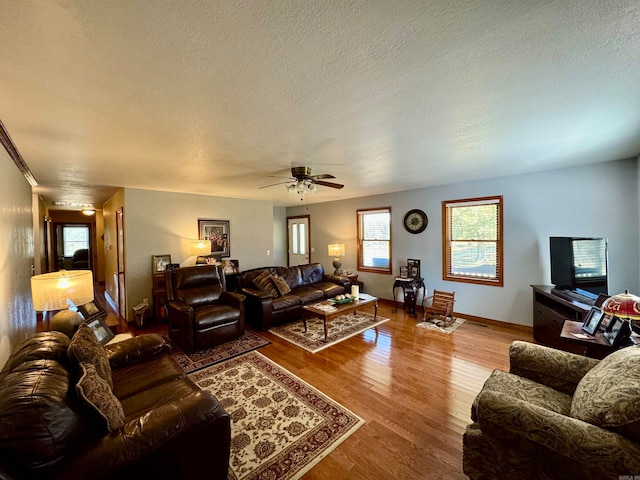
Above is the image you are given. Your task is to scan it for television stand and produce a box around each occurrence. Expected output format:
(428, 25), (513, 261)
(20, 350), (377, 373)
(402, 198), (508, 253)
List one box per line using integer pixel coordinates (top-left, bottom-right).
(550, 288), (596, 306)
(532, 285), (594, 356)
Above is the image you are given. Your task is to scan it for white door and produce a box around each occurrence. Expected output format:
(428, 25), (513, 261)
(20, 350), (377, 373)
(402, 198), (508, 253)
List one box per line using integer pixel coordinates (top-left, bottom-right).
(287, 216), (310, 266)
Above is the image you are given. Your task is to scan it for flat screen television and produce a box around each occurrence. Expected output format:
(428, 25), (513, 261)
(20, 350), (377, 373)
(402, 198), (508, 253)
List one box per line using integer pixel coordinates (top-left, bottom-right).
(550, 236), (608, 297)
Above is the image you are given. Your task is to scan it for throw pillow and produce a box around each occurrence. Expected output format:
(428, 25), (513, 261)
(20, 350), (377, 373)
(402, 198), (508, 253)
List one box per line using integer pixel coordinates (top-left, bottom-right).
(272, 276), (292, 296)
(76, 362), (125, 433)
(571, 345), (640, 440)
(252, 270), (278, 296)
(68, 324), (113, 390)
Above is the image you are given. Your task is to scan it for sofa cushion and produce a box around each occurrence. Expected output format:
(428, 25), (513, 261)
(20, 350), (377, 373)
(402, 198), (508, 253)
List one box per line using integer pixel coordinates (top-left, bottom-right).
(2, 331), (70, 373)
(291, 285), (325, 304)
(271, 294), (303, 311)
(472, 369), (572, 422)
(76, 362), (125, 433)
(312, 281), (345, 299)
(272, 276), (292, 296)
(252, 270), (278, 296)
(571, 346), (640, 440)
(68, 324), (113, 390)
(111, 353), (185, 400)
(194, 304), (242, 329)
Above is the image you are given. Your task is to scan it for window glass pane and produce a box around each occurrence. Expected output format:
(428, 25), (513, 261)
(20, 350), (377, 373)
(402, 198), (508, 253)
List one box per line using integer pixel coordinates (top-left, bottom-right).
(299, 223), (306, 255)
(451, 205), (497, 241)
(451, 241), (497, 278)
(362, 240), (390, 268)
(363, 213), (390, 240)
(63, 226), (89, 257)
(292, 224), (298, 254)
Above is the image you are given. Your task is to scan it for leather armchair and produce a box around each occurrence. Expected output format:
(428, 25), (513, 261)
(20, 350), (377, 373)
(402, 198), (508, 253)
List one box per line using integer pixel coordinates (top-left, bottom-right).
(165, 265), (245, 353)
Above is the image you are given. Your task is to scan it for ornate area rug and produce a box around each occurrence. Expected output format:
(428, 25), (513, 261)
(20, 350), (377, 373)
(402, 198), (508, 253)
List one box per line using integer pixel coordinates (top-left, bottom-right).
(189, 351), (364, 480)
(163, 331), (270, 373)
(416, 317), (466, 334)
(268, 312), (390, 353)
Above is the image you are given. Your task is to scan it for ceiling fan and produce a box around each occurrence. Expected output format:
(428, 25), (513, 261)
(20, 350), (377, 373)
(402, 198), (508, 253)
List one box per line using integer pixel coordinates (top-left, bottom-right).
(259, 167), (344, 193)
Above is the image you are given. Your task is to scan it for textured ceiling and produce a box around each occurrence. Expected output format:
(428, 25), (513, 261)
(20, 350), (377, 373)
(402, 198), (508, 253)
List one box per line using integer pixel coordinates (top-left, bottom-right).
(1, 0), (639, 209)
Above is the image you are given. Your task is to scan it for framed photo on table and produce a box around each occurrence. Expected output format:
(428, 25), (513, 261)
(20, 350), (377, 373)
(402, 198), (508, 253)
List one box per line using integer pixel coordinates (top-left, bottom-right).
(582, 306), (604, 335)
(407, 259), (420, 278)
(198, 219), (230, 257)
(152, 254), (171, 274)
(400, 266), (408, 278)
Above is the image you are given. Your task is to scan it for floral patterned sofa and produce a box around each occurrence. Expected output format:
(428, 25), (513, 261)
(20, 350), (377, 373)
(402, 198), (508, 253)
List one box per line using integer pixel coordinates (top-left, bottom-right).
(463, 341), (640, 479)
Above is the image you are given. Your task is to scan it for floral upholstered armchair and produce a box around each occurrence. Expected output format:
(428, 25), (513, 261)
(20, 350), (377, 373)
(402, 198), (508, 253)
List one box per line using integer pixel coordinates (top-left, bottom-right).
(463, 341), (640, 480)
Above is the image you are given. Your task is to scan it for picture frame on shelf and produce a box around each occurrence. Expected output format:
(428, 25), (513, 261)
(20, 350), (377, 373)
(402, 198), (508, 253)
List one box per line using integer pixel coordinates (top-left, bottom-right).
(582, 306), (604, 335)
(78, 300), (107, 322)
(603, 316), (632, 347)
(152, 254), (172, 274)
(83, 315), (115, 345)
(399, 266), (408, 278)
(222, 259), (240, 274)
(407, 259), (420, 278)
(198, 219), (230, 257)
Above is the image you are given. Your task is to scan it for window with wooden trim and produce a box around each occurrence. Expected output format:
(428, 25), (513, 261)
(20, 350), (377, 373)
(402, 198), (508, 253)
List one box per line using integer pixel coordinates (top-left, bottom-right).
(442, 196), (503, 286)
(357, 207), (392, 273)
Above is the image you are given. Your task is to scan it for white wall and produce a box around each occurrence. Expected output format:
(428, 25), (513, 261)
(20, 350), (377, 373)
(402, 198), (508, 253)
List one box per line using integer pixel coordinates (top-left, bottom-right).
(288, 159), (639, 327)
(0, 149), (35, 366)
(272, 206), (288, 266)
(123, 188), (277, 320)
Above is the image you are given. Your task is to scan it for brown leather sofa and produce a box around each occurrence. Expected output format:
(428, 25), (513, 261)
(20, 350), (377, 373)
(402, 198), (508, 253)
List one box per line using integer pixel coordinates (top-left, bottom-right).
(0, 330), (230, 480)
(238, 263), (349, 330)
(165, 264), (246, 353)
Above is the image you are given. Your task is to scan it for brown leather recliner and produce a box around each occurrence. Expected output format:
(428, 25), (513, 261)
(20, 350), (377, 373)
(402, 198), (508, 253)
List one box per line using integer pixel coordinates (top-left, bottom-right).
(165, 265), (245, 353)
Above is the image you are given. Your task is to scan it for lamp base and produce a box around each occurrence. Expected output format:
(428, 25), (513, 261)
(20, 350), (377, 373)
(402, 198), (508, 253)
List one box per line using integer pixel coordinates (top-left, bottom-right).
(333, 257), (343, 275)
(50, 309), (84, 338)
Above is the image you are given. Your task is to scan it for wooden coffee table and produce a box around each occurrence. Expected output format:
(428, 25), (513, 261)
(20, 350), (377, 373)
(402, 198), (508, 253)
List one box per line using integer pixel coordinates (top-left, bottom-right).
(302, 295), (378, 342)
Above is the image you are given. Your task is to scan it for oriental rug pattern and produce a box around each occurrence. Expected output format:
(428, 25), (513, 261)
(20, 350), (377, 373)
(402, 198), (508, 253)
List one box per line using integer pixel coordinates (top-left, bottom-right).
(268, 312), (390, 353)
(189, 351), (364, 480)
(163, 331), (270, 373)
(416, 316), (466, 334)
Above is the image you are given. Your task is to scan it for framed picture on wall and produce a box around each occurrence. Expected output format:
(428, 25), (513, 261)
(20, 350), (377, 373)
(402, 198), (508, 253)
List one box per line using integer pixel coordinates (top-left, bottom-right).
(198, 219), (230, 257)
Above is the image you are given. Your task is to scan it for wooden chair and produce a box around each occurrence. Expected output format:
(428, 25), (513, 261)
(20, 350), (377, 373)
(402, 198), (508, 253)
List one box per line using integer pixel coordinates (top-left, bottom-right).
(422, 290), (456, 326)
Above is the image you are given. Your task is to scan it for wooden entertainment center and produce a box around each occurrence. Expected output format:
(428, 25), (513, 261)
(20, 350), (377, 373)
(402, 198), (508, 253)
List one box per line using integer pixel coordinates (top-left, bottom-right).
(532, 285), (600, 357)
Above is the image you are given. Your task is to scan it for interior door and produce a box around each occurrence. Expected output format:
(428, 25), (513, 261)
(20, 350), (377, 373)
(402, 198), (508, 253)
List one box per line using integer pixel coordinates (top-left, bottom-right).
(116, 208), (126, 319)
(287, 215), (310, 266)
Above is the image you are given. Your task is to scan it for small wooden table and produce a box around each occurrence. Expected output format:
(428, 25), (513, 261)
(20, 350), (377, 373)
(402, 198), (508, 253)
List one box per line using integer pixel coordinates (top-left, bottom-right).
(560, 320), (638, 359)
(302, 295), (378, 342)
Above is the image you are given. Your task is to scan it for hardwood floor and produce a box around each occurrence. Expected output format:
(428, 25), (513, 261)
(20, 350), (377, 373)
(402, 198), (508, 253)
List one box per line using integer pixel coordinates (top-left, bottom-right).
(109, 296), (534, 479)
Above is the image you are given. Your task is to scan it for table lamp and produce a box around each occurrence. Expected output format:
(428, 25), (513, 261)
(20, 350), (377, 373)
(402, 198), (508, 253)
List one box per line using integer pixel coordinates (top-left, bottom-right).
(328, 243), (345, 275)
(601, 290), (640, 335)
(31, 270), (94, 338)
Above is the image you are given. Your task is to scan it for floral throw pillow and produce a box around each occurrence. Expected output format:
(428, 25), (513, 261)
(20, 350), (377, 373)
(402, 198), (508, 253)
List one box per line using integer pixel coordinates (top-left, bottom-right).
(76, 362), (125, 433)
(68, 324), (113, 390)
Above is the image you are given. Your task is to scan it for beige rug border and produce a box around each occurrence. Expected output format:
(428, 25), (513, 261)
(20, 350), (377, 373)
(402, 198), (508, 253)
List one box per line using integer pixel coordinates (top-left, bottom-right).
(190, 351), (365, 480)
(269, 314), (390, 353)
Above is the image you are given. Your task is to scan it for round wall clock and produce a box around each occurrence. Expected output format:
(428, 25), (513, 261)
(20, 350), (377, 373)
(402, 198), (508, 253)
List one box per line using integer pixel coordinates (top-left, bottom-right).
(403, 209), (428, 234)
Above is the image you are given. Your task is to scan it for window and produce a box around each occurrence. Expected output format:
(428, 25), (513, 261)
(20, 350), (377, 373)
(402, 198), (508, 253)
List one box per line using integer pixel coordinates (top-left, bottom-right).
(443, 196), (503, 286)
(357, 207), (391, 273)
(63, 225), (90, 257)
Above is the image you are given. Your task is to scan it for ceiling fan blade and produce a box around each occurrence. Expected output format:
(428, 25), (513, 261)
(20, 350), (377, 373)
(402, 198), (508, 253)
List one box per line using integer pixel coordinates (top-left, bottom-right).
(258, 181), (294, 189)
(314, 180), (344, 189)
(310, 174), (335, 180)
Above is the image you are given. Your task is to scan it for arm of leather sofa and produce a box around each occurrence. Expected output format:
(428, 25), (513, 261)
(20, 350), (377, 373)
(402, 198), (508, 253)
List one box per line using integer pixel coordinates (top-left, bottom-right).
(323, 273), (350, 289)
(508, 341), (599, 395)
(106, 333), (170, 370)
(240, 287), (274, 330)
(57, 391), (231, 480)
(476, 390), (640, 476)
(220, 291), (246, 308)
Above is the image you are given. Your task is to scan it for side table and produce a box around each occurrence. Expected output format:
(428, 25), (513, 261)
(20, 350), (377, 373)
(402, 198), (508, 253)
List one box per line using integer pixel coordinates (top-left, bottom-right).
(392, 277), (425, 316)
(560, 320), (638, 359)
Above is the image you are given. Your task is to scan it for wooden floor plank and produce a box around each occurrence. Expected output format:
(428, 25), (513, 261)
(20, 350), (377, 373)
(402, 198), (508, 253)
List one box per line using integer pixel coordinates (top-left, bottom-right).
(117, 296), (534, 479)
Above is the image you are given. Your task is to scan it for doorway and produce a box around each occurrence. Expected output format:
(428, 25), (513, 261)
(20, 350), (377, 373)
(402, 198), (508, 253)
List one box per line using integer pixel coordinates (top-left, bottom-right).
(116, 208), (126, 319)
(53, 223), (92, 271)
(287, 215), (311, 266)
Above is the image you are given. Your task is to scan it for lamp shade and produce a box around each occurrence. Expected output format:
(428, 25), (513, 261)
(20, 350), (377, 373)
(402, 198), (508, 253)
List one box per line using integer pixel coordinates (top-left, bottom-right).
(31, 270), (94, 311)
(191, 239), (210, 257)
(328, 243), (345, 257)
(601, 290), (640, 321)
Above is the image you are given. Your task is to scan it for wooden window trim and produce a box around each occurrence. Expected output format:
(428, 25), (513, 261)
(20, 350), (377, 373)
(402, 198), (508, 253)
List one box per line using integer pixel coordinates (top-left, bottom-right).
(357, 207), (392, 274)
